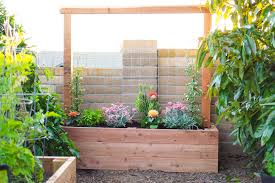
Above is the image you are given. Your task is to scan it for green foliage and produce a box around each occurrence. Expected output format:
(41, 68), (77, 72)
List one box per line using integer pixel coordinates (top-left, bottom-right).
(0, 141), (35, 182)
(147, 115), (161, 129)
(0, 1), (25, 48)
(37, 94), (79, 158)
(0, 28), (44, 182)
(20, 57), (79, 158)
(184, 65), (202, 126)
(135, 85), (151, 115)
(71, 69), (84, 112)
(197, 0), (275, 174)
(264, 151), (275, 176)
(135, 85), (161, 128)
(79, 109), (104, 127)
(163, 106), (199, 129)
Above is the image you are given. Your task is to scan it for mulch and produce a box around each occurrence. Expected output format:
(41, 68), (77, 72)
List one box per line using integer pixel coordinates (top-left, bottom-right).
(76, 155), (261, 183)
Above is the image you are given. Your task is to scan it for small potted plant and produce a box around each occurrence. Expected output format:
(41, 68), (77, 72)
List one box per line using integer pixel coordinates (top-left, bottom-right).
(261, 151), (275, 183)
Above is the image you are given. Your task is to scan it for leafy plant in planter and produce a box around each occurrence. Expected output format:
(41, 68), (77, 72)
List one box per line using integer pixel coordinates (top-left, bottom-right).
(71, 68), (84, 112)
(197, 0), (274, 178)
(66, 111), (80, 126)
(102, 103), (136, 128)
(184, 65), (202, 126)
(135, 85), (161, 128)
(163, 102), (199, 129)
(78, 109), (104, 127)
(21, 52), (79, 158)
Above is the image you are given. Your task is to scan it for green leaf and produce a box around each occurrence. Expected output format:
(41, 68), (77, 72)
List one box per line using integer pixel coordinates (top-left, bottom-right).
(245, 35), (257, 56)
(197, 50), (207, 69)
(204, 56), (213, 67)
(46, 111), (61, 118)
(261, 126), (274, 146)
(254, 123), (265, 138)
(234, 88), (242, 100)
(150, 125), (158, 129)
(266, 110), (275, 124)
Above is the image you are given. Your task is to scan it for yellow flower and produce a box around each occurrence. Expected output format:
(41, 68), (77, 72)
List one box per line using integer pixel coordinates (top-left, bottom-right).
(148, 110), (159, 118)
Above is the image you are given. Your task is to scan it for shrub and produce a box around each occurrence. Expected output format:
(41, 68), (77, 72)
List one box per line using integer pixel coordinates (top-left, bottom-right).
(102, 103), (136, 128)
(197, 0), (274, 175)
(79, 109), (104, 127)
(163, 102), (199, 129)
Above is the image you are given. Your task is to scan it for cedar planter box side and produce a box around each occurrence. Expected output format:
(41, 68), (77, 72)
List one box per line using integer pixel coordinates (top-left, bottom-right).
(63, 126), (218, 173)
(39, 156), (76, 183)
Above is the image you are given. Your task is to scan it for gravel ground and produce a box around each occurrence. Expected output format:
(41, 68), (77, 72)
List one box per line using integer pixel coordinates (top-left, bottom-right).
(77, 156), (261, 183)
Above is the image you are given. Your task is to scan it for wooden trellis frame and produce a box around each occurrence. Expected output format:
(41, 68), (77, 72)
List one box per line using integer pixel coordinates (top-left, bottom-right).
(60, 5), (212, 128)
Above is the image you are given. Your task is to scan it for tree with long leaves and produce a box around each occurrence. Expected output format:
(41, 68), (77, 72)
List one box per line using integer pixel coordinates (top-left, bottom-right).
(197, 0), (274, 175)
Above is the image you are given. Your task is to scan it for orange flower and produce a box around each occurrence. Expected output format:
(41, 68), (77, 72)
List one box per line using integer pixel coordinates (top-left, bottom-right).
(148, 91), (157, 100)
(148, 110), (159, 118)
(68, 111), (79, 118)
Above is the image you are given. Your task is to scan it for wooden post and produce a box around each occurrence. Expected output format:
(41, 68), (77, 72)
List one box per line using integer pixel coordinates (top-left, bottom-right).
(202, 13), (212, 128)
(64, 14), (72, 112)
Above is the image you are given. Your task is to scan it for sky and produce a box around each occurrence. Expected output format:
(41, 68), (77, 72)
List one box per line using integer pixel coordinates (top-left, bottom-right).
(3, 0), (208, 52)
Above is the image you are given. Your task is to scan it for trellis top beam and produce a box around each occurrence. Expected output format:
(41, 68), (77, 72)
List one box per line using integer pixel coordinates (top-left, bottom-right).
(60, 6), (209, 14)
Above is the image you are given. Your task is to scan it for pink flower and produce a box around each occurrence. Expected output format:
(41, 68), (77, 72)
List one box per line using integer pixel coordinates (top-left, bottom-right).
(165, 102), (187, 113)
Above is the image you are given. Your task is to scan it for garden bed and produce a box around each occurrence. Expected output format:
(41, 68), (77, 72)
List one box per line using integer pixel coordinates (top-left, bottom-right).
(63, 126), (218, 173)
(39, 156), (76, 183)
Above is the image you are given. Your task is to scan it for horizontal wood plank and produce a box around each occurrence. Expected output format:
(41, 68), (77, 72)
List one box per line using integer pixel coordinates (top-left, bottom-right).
(60, 6), (209, 14)
(77, 156), (217, 172)
(76, 143), (218, 159)
(64, 126), (218, 145)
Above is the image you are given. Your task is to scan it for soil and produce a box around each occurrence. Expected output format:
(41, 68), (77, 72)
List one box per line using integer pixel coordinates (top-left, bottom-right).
(76, 155), (261, 183)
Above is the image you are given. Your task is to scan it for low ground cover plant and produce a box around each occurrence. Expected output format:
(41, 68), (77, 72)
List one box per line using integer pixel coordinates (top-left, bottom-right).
(163, 102), (199, 129)
(79, 109), (104, 127)
(102, 103), (136, 128)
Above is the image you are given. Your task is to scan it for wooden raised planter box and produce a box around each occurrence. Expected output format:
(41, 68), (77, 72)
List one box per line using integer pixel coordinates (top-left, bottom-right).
(63, 126), (218, 173)
(39, 156), (76, 183)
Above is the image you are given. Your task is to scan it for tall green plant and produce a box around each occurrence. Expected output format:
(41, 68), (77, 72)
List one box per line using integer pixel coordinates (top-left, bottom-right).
(0, 22), (45, 182)
(71, 68), (84, 112)
(184, 65), (202, 126)
(197, 0), (274, 175)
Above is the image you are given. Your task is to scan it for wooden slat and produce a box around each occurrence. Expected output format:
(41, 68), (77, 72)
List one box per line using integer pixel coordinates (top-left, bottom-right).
(52, 159), (65, 174)
(60, 6), (210, 14)
(46, 157), (76, 183)
(38, 156), (76, 183)
(77, 156), (217, 172)
(63, 126), (218, 145)
(202, 13), (212, 128)
(63, 14), (72, 112)
(77, 143), (218, 158)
